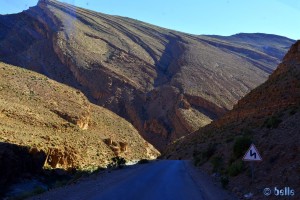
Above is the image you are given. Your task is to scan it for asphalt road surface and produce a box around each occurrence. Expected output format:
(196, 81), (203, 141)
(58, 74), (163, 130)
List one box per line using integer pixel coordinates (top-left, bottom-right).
(30, 160), (236, 200)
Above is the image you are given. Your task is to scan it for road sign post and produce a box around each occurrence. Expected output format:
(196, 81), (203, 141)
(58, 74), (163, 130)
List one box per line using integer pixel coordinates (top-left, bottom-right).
(251, 161), (254, 183)
(242, 144), (262, 183)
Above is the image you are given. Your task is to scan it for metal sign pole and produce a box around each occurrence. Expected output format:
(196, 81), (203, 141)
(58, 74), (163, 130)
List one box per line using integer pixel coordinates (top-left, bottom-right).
(251, 161), (254, 183)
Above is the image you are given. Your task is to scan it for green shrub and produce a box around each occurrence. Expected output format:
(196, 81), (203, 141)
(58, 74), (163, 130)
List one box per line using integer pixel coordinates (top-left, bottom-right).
(193, 153), (205, 166)
(220, 176), (229, 189)
(205, 143), (216, 158)
(54, 180), (69, 188)
(225, 136), (234, 143)
(241, 128), (253, 135)
(227, 161), (244, 177)
(264, 115), (282, 129)
(138, 159), (149, 164)
(193, 143), (216, 166)
(233, 136), (252, 159)
(12, 186), (46, 200)
(210, 156), (223, 172)
(93, 167), (106, 174)
(107, 156), (126, 169)
(289, 106), (298, 116)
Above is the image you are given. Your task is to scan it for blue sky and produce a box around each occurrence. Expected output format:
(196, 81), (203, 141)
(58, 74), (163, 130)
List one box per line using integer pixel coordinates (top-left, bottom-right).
(0, 0), (299, 40)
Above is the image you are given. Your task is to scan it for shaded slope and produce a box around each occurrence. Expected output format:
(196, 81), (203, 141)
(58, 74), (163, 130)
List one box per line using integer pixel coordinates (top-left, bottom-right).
(163, 41), (300, 199)
(0, 0), (295, 150)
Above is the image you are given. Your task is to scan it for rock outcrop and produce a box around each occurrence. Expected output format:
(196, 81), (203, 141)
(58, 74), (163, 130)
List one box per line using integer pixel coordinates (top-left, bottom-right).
(103, 138), (129, 156)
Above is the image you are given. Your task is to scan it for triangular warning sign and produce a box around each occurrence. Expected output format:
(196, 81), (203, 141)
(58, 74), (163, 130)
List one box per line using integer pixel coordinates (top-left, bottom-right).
(243, 144), (262, 162)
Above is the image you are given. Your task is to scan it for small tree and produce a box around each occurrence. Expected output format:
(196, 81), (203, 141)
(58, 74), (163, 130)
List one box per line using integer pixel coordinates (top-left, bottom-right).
(107, 156), (126, 169)
(233, 136), (252, 159)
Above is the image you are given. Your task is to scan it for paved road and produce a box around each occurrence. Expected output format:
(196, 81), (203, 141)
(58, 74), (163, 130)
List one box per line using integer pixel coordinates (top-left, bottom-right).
(31, 160), (236, 200)
(92, 160), (205, 200)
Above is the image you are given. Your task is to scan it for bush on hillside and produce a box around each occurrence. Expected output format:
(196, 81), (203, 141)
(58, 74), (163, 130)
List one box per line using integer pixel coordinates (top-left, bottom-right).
(107, 156), (126, 169)
(138, 159), (150, 164)
(193, 143), (216, 166)
(210, 156), (223, 173)
(233, 136), (252, 159)
(264, 115), (282, 129)
(220, 176), (229, 189)
(227, 161), (244, 177)
(288, 106), (298, 116)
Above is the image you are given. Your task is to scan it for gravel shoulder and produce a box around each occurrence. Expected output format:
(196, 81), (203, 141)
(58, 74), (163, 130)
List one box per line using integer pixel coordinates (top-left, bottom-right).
(183, 160), (237, 200)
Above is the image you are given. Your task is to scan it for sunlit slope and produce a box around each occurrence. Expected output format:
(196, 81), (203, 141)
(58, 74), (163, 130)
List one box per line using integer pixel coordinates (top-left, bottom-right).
(0, 62), (159, 170)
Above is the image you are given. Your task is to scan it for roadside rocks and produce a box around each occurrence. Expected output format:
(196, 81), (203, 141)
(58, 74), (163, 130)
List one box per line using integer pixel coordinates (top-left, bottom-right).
(44, 146), (79, 169)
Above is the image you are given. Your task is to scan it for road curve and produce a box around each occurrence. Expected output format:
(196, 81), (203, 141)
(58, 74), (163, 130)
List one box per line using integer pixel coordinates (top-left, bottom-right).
(91, 160), (204, 200)
(30, 160), (236, 200)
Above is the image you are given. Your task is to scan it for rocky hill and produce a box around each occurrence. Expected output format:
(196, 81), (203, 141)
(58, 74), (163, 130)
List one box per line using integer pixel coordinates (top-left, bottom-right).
(0, 0), (294, 150)
(163, 41), (300, 199)
(0, 62), (159, 193)
(204, 33), (294, 73)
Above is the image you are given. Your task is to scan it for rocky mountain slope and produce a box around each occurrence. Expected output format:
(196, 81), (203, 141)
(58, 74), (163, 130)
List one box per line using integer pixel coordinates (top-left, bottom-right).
(163, 41), (300, 199)
(203, 33), (294, 73)
(0, 0), (294, 150)
(0, 61), (159, 192)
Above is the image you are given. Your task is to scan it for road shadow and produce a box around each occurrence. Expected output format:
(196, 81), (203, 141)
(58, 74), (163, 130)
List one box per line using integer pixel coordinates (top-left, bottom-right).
(0, 142), (46, 196)
(0, 142), (130, 199)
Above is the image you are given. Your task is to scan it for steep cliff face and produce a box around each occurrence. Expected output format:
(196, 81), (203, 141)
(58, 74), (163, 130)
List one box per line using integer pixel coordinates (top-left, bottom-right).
(164, 41), (300, 199)
(0, 0), (294, 150)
